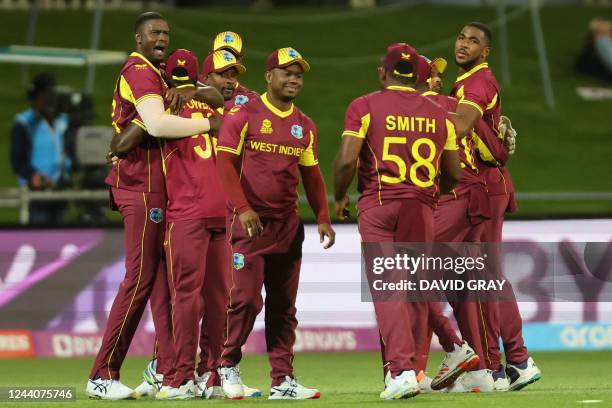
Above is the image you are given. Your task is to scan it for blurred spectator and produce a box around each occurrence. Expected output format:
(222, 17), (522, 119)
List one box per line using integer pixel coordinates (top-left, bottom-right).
(575, 18), (612, 82)
(10, 72), (72, 225)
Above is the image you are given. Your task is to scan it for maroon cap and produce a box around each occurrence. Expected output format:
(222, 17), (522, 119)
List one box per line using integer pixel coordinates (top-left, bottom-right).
(382, 43), (419, 78)
(165, 49), (199, 85)
(266, 47), (310, 72)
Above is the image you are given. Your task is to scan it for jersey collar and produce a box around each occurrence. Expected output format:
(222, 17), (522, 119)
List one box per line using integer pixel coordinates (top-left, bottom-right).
(385, 85), (417, 92)
(261, 93), (294, 118)
(422, 90), (439, 96)
(455, 62), (488, 83)
(130, 52), (163, 78)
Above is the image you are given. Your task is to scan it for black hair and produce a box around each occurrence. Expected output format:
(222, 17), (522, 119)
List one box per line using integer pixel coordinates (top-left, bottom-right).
(27, 72), (56, 101)
(134, 11), (165, 33)
(466, 21), (492, 45)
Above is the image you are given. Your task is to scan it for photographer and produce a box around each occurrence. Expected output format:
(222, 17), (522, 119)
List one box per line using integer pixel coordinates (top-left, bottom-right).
(10, 72), (72, 225)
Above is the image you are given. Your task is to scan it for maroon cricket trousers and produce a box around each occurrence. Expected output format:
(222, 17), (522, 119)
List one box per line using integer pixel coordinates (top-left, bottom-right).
(433, 190), (492, 370)
(163, 219), (226, 387)
(197, 227), (231, 386)
(481, 193), (529, 371)
(359, 199), (442, 378)
(90, 187), (174, 380)
(220, 212), (304, 386)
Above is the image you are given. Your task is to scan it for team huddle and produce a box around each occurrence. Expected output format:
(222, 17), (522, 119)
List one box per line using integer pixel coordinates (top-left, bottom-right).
(85, 10), (540, 401)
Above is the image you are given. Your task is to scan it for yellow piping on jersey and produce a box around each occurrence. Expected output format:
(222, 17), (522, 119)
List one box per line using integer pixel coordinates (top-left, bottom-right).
(261, 92), (294, 118)
(455, 62), (488, 83)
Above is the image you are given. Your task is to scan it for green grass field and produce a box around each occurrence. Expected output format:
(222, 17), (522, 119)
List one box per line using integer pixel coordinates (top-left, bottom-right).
(1, 351), (610, 407)
(1, 5), (611, 223)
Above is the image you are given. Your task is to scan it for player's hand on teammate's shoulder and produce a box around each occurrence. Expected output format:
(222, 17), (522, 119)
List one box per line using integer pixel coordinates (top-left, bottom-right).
(166, 87), (197, 114)
(318, 223), (336, 249)
(334, 196), (351, 221)
(239, 209), (264, 239)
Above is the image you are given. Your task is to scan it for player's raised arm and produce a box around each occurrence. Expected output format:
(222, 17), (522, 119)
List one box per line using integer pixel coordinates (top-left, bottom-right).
(134, 96), (218, 138)
(165, 85), (224, 113)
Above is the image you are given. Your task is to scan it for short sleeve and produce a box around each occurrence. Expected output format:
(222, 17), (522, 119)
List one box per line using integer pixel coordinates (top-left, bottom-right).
(217, 106), (249, 155)
(299, 121), (319, 167)
(121, 65), (164, 105)
(457, 78), (497, 117)
(342, 97), (371, 139)
(444, 118), (459, 151)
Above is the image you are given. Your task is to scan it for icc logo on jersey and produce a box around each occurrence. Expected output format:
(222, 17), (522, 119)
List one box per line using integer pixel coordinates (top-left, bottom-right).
(149, 208), (163, 223)
(261, 119), (273, 134)
(233, 253), (245, 270)
(291, 125), (303, 139)
(235, 95), (249, 106)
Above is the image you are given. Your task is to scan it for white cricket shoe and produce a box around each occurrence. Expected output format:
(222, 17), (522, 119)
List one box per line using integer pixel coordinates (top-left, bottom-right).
(506, 357), (541, 391)
(445, 369), (495, 393)
(86, 378), (135, 400)
(154, 380), (196, 400)
(269, 376), (321, 400)
(143, 359), (163, 392)
(218, 366), (245, 399)
(431, 341), (480, 390)
(204, 386), (225, 399)
(416, 370), (437, 393)
(133, 380), (155, 398)
(492, 366), (510, 392)
(194, 371), (211, 398)
(379, 370), (419, 400)
(243, 383), (262, 397)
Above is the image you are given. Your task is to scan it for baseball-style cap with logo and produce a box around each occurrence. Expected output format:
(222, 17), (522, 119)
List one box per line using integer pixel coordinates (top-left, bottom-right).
(200, 50), (247, 79)
(212, 31), (244, 57)
(266, 47), (310, 73)
(382, 42), (419, 78)
(165, 49), (199, 85)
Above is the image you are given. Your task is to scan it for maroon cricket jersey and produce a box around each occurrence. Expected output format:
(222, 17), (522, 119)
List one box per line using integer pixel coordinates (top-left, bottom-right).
(224, 83), (260, 112)
(163, 99), (226, 223)
(217, 93), (320, 218)
(105, 52), (167, 193)
(423, 91), (483, 195)
(342, 86), (458, 212)
(451, 63), (514, 196)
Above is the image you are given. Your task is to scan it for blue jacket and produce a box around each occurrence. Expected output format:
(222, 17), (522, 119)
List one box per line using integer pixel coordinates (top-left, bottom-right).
(10, 108), (71, 186)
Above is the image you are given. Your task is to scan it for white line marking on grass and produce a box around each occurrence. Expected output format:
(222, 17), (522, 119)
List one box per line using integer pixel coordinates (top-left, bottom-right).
(577, 401), (603, 404)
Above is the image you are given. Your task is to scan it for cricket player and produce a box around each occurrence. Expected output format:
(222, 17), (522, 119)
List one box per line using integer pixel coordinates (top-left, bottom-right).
(449, 22), (541, 391)
(195, 49), (261, 399)
(86, 12), (220, 400)
(333, 43), (477, 400)
(215, 47), (335, 400)
(208, 31), (260, 111)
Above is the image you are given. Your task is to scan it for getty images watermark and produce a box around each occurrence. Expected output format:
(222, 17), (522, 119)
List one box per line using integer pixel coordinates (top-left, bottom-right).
(361, 242), (612, 303)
